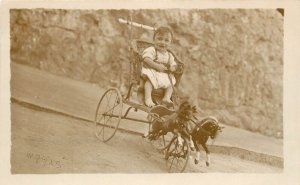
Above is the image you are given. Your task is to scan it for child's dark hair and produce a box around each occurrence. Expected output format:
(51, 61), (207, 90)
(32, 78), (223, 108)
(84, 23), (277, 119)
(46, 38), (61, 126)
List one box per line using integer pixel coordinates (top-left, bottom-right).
(153, 26), (174, 40)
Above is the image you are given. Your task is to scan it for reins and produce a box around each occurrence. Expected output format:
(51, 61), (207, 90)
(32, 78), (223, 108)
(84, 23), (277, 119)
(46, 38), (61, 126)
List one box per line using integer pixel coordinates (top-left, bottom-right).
(168, 71), (179, 108)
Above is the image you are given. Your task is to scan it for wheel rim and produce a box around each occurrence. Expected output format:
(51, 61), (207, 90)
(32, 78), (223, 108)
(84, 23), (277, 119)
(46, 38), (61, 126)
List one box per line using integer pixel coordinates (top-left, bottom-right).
(165, 137), (190, 173)
(94, 88), (123, 142)
(150, 132), (173, 152)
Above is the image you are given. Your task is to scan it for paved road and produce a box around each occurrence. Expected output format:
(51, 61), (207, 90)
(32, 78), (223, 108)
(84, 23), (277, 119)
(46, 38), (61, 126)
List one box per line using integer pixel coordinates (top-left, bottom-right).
(10, 62), (283, 172)
(11, 102), (282, 173)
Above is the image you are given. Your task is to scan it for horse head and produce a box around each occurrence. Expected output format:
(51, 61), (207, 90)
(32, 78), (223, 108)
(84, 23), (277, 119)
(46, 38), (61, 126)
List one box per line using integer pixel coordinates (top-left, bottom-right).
(176, 101), (197, 122)
(192, 116), (224, 166)
(200, 116), (224, 139)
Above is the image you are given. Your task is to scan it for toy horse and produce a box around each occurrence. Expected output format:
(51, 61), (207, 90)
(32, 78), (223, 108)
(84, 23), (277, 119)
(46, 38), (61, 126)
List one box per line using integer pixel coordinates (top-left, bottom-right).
(191, 116), (224, 166)
(147, 101), (196, 141)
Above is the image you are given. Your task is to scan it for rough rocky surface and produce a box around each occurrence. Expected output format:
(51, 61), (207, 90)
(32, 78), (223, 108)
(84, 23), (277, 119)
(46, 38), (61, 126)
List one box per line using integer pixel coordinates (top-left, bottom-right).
(10, 9), (283, 138)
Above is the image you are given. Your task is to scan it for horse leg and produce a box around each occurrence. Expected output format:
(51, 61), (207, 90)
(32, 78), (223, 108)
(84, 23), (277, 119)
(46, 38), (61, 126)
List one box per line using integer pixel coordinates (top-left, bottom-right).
(176, 132), (184, 146)
(193, 140), (201, 164)
(147, 120), (161, 139)
(189, 135), (195, 151)
(201, 143), (210, 166)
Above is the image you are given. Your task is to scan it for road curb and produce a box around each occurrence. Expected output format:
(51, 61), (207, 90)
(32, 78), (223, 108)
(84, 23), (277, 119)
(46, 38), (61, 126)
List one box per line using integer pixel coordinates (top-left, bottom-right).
(208, 145), (283, 168)
(11, 97), (283, 169)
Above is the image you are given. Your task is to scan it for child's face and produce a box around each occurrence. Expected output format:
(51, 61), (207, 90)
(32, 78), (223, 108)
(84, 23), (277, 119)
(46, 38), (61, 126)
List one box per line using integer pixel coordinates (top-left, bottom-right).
(154, 32), (172, 53)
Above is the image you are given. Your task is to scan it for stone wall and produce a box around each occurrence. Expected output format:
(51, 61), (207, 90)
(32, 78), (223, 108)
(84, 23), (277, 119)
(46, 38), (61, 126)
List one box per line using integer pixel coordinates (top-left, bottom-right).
(10, 9), (283, 138)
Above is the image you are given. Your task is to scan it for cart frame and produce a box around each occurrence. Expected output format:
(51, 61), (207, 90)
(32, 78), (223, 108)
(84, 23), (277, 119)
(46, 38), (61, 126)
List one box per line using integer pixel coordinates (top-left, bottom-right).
(93, 18), (193, 173)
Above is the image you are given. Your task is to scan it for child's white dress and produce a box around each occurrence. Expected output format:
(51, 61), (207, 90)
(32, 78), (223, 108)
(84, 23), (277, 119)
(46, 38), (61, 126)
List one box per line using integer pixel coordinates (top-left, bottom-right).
(141, 46), (177, 89)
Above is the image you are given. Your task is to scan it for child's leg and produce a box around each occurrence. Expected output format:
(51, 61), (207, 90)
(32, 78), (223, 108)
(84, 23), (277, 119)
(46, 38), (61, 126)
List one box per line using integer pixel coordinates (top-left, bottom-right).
(139, 78), (145, 89)
(144, 80), (155, 107)
(162, 86), (173, 103)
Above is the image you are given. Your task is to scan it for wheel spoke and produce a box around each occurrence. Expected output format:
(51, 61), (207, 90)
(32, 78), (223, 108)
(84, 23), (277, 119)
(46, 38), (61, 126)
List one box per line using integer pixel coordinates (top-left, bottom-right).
(105, 92), (113, 112)
(105, 97), (120, 129)
(166, 137), (189, 173)
(102, 119), (105, 140)
(102, 102), (120, 116)
(177, 157), (183, 169)
(103, 91), (113, 114)
(96, 116), (105, 137)
(96, 114), (105, 125)
(105, 115), (113, 128)
(169, 156), (176, 171)
(97, 116), (104, 131)
(107, 95), (119, 116)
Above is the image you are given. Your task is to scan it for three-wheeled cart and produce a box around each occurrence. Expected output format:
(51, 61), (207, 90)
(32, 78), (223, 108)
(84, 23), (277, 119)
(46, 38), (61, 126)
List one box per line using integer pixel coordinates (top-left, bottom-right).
(94, 19), (192, 173)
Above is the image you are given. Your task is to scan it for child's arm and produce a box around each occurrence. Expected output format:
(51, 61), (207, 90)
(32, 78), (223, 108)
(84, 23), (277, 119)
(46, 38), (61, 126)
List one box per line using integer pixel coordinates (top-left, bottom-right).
(144, 57), (167, 72)
(168, 53), (177, 72)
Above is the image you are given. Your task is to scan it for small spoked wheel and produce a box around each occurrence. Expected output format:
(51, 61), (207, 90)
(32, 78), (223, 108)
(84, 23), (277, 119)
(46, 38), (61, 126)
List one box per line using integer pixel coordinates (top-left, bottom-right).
(150, 132), (173, 152)
(94, 88), (123, 142)
(165, 136), (190, 173)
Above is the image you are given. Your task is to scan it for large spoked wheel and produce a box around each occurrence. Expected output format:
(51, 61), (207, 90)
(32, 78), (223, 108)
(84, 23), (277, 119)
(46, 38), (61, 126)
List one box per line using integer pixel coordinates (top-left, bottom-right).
(94, 88), (123, 142)
(165, 136), (190, 173)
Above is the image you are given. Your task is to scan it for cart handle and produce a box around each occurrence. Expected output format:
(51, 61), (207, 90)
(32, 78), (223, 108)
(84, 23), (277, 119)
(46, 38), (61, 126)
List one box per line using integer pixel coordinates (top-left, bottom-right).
(118, 18), (156, 31)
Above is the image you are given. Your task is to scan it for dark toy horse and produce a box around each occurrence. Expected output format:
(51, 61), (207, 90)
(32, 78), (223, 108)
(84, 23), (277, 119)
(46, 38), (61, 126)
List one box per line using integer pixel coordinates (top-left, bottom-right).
(147, 101), (196, 141)
(190, 116), (224, 166)
(146, 102), (224, 167)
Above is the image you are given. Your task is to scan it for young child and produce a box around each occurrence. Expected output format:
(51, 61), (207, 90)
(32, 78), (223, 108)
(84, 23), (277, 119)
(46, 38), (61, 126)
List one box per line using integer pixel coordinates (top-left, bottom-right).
(141, 26), (177, 107)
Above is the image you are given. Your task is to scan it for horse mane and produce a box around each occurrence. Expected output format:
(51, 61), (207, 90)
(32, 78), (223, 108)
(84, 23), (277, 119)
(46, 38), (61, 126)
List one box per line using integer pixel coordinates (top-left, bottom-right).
(199, 116), (219, 127)
(195, 116), (220, 137)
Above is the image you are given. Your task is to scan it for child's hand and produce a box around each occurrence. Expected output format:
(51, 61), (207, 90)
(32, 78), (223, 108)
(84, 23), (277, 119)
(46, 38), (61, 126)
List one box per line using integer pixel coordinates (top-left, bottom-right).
(169, 65), (177, 72)
(156, 64), (167, 72)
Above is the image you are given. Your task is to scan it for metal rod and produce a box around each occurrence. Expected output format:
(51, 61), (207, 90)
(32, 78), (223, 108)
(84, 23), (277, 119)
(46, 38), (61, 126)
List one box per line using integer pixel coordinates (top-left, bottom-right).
(118, 18), (155, 31)
(123, 106), (134, 118)
(125, 83), (134, 101)
(96, 122), (143, 136)
(103, 113), (150, 124)
(122, 117), (150, 124)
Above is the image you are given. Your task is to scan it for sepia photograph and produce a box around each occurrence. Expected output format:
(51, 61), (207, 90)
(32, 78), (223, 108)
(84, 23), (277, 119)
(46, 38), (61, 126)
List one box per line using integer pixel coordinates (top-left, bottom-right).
(9, 8), (284, 173)
(1, 0), (300, 185)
